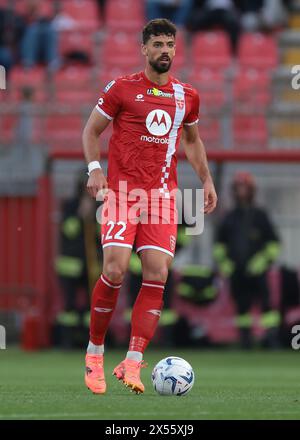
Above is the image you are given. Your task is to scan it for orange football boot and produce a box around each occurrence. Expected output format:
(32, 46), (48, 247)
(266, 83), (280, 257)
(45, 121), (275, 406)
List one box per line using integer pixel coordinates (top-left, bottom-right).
(85, 354), (106, 394)
(113, 358), (147, 394)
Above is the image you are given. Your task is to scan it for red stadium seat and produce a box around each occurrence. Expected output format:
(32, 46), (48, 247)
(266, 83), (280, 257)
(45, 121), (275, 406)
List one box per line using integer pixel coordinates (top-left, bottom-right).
(44, 114), (83, 150)
(0, 114), (43, 145)
(238, 33), (278, 70)
(233, 114), (268, 149)
(171, 30), (185, 72)
(54, 89), (95, 104)
(0, 115), (18, 144)
(14, 0), (54, 18)
(58, 31), (94, 61)
(60, 0), (100, 30)
(106, 0), (144, 30)
(198, 118), (222, 149)
(101, 32), (143, 69)
(186, 69), (226, 110)
(233, 68), (271, 109)
(97, 66), (136, 88)
(53, 66), (95, 103)
(191, 31), (232, 69)
(9, 67), (47, 102)
(54, 65), (93, 86)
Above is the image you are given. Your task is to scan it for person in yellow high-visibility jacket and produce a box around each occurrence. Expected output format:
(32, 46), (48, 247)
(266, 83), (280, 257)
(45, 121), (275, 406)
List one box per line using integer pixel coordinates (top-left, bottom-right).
(213, 171), (281, 349)
(54, 176), (102, 347)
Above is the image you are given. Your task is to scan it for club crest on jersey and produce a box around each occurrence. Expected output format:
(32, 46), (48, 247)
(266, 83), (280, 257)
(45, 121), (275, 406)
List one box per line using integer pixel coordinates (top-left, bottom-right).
(147, 88), (173, 98)
(146, 109), (172, 136)
(103, 80), (115, 93)
(170, 235), (176, 251)
(176, 98), (184, 110)
(135, 94), (144, 102)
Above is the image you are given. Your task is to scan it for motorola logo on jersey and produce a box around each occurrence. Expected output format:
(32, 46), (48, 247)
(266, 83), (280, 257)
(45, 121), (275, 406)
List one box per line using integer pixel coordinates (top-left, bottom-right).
(146, 109), (172, 136)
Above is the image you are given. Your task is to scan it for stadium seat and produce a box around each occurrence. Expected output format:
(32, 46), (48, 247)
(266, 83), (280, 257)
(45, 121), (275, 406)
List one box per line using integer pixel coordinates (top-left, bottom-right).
(53, 66), (93, 88)
(14, 0), (54, 17)
(60, 0), (100, 30)
(238, 33), (278, 70)
(233, 114), (268, 149)
(53, 66), (95, 103)
(101, 32), (143, 69)
(233, 69), (271, 109)
(197, 118), (222, 149)
(9, 67), (47, 102)
(58, 30), (94, 62)
(186, 69), (226, 110)
(44, 114), (83, 150)
(106, 0), (144, 31)
(191, 31), (232, 69)
(97, 66), (136, 88)
(170, 30), (185, 72)
(0, 115), (18, 145)
(0, 114), (42, 145)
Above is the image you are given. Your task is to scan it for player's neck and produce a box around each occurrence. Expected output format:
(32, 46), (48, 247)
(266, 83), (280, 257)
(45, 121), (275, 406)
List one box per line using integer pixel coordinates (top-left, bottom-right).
(144, 67), (170, 86)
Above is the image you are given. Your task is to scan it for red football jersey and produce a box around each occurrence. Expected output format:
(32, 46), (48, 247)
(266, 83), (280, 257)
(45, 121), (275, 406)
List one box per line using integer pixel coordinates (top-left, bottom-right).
(96, 71), (200, 196)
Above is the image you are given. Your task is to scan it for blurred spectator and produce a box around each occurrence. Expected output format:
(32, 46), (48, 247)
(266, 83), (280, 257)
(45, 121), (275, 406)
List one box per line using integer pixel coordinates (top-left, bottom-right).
(213, 172), (281, 349)
(237, 0), (264, 31)
(146, 0), (193, 27)
(20, 0), (60, 71)
(54, 175), (102, 348)
(237, 0), (292, 31)
(186, 0), (241, 53)
(0, 6), (25, 75)
(95, 0), (107, 24)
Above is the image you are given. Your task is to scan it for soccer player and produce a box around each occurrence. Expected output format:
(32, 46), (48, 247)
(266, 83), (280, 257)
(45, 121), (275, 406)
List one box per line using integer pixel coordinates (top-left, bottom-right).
(82, 18), (217, 394)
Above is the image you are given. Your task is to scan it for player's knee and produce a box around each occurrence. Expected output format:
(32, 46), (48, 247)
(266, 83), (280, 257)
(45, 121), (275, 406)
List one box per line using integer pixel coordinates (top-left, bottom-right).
(143, 266), (169, 283)
(104, 263), (126, 284)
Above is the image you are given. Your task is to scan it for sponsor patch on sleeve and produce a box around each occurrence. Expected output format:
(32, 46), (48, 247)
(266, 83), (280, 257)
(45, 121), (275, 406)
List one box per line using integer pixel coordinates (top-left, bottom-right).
(103, 80), (116, 93)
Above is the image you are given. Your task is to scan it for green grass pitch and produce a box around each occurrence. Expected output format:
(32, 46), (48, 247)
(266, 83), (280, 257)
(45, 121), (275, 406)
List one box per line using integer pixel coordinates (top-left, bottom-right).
(0, 348), (299, 420)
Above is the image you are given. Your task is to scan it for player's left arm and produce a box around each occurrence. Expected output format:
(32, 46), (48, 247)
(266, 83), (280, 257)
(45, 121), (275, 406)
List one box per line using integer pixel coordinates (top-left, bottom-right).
(182, 123), (217, 214)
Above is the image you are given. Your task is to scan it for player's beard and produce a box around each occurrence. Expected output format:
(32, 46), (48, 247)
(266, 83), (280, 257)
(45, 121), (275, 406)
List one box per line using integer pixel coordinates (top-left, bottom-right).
(149, 56), (172, 74)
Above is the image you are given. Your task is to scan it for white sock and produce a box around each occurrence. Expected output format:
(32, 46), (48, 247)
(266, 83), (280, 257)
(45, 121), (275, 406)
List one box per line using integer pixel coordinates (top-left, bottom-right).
(126, 351), (143, 362)
(87, 341), (104, 355)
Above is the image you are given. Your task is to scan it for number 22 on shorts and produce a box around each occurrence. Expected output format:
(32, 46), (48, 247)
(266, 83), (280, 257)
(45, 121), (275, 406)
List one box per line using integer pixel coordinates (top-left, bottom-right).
(103, 221), (126, 241)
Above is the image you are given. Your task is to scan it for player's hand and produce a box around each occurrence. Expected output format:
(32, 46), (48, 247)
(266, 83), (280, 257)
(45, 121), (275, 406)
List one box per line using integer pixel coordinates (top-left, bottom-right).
(203, 177), (217, 214)
(86, 169), (108, 199)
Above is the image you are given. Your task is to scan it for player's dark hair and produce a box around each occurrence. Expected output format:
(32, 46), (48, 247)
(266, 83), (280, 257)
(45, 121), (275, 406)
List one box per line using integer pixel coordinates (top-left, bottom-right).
(142, 19), (177, 44)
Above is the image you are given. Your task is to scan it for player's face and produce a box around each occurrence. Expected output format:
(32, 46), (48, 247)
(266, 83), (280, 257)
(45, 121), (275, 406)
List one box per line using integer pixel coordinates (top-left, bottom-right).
(142, 34), (176, 73)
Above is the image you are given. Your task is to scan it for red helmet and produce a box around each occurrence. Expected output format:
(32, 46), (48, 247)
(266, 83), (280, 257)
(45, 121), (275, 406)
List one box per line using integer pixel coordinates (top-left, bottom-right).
(232, 171), (256, 203)
(232, 171), (256, 188)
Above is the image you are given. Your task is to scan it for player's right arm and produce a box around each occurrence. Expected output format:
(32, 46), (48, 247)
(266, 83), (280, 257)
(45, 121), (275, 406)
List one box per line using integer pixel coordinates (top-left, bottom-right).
(83, 78), (122, 198)
(82, 108), (110, 198)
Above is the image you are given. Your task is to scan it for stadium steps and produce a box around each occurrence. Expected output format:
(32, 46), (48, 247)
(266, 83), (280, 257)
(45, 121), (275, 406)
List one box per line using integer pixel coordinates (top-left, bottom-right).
(269, 1), (300, 146)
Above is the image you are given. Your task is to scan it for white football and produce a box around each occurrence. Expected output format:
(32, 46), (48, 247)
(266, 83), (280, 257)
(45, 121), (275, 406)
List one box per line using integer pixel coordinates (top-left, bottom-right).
(151, 356), (195, 396)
